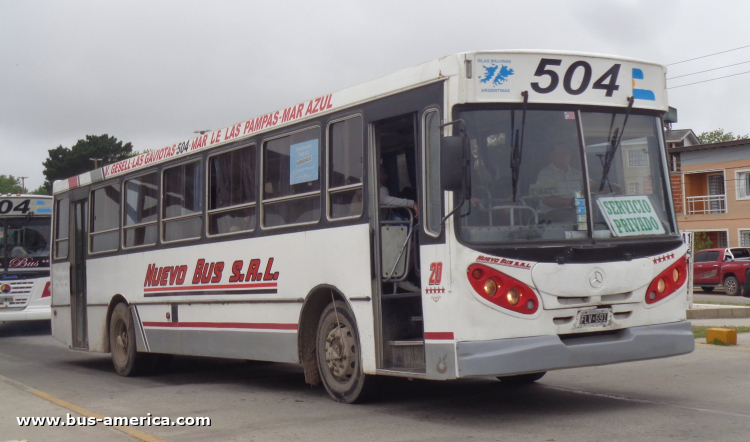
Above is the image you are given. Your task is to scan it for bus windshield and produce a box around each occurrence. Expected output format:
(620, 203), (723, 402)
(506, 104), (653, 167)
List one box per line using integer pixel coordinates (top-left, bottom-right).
(1, 218), (52, 261)
(458, 108), (675, 244)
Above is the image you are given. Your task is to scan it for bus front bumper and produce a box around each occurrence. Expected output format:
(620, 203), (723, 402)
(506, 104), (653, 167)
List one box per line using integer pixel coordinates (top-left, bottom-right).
(0, 306), (51, 322)
(455, 321), (694, 377)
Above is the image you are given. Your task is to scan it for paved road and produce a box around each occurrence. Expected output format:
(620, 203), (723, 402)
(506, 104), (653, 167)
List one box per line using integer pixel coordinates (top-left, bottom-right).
(1, 321), (749, 442)
(693, 287), (750, 304)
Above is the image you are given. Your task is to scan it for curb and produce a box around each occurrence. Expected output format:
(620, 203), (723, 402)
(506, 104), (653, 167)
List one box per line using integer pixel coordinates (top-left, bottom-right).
(687, 307), (750, 319)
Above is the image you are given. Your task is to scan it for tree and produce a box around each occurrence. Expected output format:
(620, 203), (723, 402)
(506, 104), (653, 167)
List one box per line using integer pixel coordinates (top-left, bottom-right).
(697, 128), (749, 145)
(694, 232), (713, 252)
(0, 175), (26, 193)
(42, 134), (135, 194)
(30, 184), (50, 195)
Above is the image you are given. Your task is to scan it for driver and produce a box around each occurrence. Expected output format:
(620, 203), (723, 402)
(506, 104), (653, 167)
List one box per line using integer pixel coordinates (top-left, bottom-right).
(532, 142), (584, 216)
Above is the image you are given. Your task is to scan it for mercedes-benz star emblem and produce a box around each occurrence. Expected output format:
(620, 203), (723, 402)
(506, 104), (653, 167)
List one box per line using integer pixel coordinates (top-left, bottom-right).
(589, 269), (605, 289)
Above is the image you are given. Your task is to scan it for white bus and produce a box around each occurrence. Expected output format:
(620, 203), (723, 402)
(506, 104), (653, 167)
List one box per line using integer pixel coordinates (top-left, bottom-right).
(51, 51), (694, 403)
(0, 194), (53, 322)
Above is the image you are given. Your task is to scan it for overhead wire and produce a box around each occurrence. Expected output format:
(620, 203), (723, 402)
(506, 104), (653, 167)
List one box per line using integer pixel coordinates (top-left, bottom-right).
(666, 70), (750, 89)
(666, 60), (750, 80)
(666, 44), (750, 66)
(664, 44), (750, 89)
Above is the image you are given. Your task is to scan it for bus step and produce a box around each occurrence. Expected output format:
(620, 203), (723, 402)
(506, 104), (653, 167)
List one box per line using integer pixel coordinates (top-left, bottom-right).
(388, 340), (425, 369)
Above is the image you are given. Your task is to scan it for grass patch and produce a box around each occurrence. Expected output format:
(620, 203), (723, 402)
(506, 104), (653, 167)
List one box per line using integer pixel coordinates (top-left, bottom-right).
(707, 339), (732, 346)
(692, 326), (750, 339)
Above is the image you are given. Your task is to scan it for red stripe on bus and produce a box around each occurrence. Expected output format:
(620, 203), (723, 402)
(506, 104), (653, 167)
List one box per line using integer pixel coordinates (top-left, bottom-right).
(424, 332), (454, 340)
(142, 321), (298, 330)
(143, 283), (277, 293)
(67, 176), (79, 189)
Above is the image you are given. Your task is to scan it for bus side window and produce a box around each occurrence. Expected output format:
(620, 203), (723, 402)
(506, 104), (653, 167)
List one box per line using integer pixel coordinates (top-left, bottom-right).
(208, 144), (257, 236)
(328, 115), (363, 220)
(262, 127), (321, 228)
(162, 161), (203, 243)
(90, 184), (120, 253)
(123, 172), (159, 248)
(54, 197), (70, 259)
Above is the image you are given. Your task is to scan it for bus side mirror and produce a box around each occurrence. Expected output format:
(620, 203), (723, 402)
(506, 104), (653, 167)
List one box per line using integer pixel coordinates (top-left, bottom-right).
(441, 135), (471, 199)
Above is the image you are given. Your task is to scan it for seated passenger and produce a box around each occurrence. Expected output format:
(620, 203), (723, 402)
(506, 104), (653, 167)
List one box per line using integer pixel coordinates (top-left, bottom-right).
(379, 165), (419, 292)
(379, 166), (418, 216)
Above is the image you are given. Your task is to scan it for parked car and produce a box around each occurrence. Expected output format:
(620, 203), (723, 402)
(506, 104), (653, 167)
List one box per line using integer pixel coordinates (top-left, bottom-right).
(693, 248), (750, 296)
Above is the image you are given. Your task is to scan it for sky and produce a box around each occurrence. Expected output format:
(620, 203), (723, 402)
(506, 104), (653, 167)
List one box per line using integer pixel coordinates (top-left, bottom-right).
(2, 0), (749, 191)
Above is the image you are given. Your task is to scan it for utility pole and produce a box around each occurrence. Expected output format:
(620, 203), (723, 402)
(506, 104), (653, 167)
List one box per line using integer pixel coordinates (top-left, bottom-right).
(19, 176), (28, 192)
(90, 158), (103, 168)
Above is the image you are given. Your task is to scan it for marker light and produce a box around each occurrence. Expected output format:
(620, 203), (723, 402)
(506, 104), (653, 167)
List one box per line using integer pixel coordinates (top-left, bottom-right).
(484, 279), (498, 297)
(507, 288), (520, 305)
(646, 255), (687, 304)
(467, 264), (539, 314)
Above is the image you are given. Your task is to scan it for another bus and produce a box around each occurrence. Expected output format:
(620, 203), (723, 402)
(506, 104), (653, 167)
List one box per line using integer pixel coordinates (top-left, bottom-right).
(51, 51), (694, 403)
(1, 194), (52, 322)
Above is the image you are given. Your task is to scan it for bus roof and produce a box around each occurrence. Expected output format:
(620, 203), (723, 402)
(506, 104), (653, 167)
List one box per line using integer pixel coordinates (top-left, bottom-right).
(0, 194), (52, 199)
(53, 50), (667, 195)
(0, 195), (53, 217)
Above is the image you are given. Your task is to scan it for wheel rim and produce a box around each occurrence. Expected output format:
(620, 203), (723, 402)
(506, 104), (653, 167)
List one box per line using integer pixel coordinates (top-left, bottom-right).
(324, 321), (356, 383)
(112, 318), (129, 367)
(726, 279), (737, 294)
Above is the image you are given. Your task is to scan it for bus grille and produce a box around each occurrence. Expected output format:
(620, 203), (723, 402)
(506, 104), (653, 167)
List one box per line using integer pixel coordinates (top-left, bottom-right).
(9, 296), (30, 307)
(7, 281), (35, 295)
(2, 281), (35, 308)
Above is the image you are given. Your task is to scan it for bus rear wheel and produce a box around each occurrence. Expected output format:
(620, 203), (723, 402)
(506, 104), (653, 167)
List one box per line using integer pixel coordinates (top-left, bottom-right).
(316, 300), (373, 403)
(497, 371), (547, 384)
(109, 303), (153, 376)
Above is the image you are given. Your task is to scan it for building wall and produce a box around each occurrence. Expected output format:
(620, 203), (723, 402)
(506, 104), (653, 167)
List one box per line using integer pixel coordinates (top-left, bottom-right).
(677, 150), (750, 247)
(670, 174), (683, 214)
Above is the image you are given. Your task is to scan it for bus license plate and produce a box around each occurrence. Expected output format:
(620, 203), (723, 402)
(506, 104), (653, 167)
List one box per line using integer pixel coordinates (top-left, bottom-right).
(577, 308), (612, 328)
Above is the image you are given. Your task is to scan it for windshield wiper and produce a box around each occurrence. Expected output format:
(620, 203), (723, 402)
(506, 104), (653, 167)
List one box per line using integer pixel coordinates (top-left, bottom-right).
(510, 91), (529, 202)
(598, 96), (634, 192)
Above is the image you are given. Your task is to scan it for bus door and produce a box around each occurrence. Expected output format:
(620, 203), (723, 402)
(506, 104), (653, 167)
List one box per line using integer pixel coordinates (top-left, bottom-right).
(70, 198), (88, 349)
(370, 113), (425, 371)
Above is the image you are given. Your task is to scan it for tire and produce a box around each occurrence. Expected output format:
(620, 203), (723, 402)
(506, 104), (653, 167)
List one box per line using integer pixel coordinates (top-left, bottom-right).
(497, 371), (547, 385)
(724, 276), (740, 296)
(109, 303), (153, 376)
(316, 300), (374, 403)
(700, 286), (715, 293)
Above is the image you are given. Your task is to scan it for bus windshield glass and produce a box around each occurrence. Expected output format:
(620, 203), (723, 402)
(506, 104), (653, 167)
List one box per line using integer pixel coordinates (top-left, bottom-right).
(458, 108), (674, 244)
(1, 218), (52, 261)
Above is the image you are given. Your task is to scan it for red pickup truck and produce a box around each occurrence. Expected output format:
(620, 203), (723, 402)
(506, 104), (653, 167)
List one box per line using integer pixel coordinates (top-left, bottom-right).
(693, 248), (750, 296)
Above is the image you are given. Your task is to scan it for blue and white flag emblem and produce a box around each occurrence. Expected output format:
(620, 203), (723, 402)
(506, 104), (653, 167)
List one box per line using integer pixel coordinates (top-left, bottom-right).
(632, 68), (655, 101)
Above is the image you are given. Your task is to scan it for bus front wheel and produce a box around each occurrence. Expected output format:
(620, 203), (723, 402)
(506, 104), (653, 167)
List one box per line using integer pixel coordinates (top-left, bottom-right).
(497, 371), (547, 384)
(316, 300), (373, 403)
(109, 303), (152, 376)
